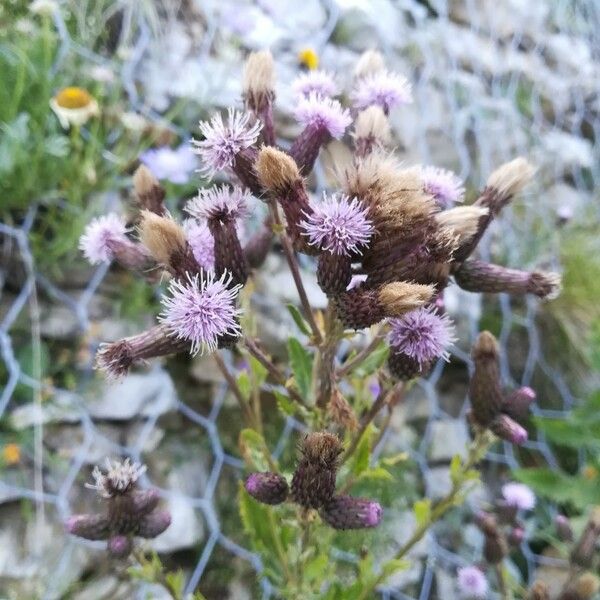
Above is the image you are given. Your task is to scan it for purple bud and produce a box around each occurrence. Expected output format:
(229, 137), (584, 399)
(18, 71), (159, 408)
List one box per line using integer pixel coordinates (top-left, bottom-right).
(65, 513), (109, 541)
(130, 488), (160, 516)
(555, 514), (574, 542)
(107, 534), (133, 558)
(490, 413), (528, 445)
(137, 509), (172, 538)
(245, 472), (289, 505)
(320, 495), (382, 530)
(508, 525), (525, 546)
(502, 386), (536, 420)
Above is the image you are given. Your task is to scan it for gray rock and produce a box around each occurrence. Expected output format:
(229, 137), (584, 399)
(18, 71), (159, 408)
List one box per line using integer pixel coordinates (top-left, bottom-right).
(428, 419), (469, 462)
(87, 368), (177, 420)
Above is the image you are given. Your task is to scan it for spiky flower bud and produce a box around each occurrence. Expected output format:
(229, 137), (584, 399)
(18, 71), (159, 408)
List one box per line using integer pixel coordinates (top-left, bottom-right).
(388, 352), (430, 381)
(317, 252), (352, 296)
(245, 472), (289, 505)
(508, 525), (525, 546)
(80, 214), (151, 271)
(291, 432), (342, 508)
(335, 282), (434, 330)
(255, 146), (314, 252)
(352, 106), (391, 157)
(133, 164), (166, 215)
(300, 193), (375, 257)
(243, 50), (275, 145)
(490, 413), (528, 445)
(292, 70), (338, 99)
(457, 566), (488, 599)
(186, 186), (251, 285)
(66, 459), (171, 557)
(351, 70), (412, 114)
(420, 166), (465, 208)
(138, 210), (200, 279)
(571, 507), (600, 568)
(454, 260), (561, 299)
(320, 495), (382, 530)
(290, 94), (351, 174)
(95, 324), (191, 378)
(193, 109), (262, 192)
(159, 271), (243, 355)
(555, 514), (574, 542)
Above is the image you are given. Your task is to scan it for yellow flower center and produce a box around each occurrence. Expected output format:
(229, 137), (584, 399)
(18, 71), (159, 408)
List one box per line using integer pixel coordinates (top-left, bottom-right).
(298, 48), (319, 71)
(3, 443), (20, 465)
(55, 87), (94, 109)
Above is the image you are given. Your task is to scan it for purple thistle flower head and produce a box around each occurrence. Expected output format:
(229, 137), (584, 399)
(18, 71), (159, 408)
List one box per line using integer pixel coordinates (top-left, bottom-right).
(159, 271), (243, 355)
(293, 93), (351, 139)
(183, 219), (215, 271)
(140, 144), (198, 184)
(292, 70), (338, 98)
(420, 165), (465, 208)
(388, 306), (456, 366)
(501, 482), (535, 511)
(79, 213), (129, 265)
(351, 70), (413, 113)
(192, 108), (262, 179)
(300, 193), (374, 256)
(457, 566), (488, 599)
(185, 185), (251, 222)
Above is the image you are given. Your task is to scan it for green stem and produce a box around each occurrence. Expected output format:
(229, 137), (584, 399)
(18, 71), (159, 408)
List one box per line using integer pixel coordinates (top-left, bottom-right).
(337, 326), (386, 378)
(357, 430), (494, 599)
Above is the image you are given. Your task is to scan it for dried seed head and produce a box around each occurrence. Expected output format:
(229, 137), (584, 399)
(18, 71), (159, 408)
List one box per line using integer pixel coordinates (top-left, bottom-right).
(300, 432), (343, 466)
(573, 573), (600, 600)
(255, 146), (301, 193)
(133, 164), (160, 199)
(138, 210), (187, 266)
(435, 206), (489, 246)
(486, 157), (535, 201)
(354, 49), (385, 79)
(528, 581), (550, 600)
(243, 50), (275, 112)
(378, 282), (434, 316)
(529, 271), (562, 300)
(353, 106), (391, 146)
(328, 389), (358, 430)
(472, 330), (500, 361)
(85, 458), (147, 498)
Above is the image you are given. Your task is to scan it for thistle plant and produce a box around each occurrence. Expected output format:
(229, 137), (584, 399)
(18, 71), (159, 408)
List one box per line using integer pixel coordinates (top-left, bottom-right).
(73, 49), (566, 597)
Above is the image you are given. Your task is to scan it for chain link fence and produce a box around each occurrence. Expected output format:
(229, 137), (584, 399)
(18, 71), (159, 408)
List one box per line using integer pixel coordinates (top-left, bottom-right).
(1, 0), (599, 597)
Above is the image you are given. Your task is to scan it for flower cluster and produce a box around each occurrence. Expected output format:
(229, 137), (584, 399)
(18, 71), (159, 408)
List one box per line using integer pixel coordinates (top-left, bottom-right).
(66, 459), (171, 557)
(245, 432), (382, 531)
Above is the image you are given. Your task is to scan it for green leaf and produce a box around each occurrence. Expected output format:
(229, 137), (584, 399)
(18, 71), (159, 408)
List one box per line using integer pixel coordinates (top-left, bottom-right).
(287, 337), (313, 399)
(165, 570), (185, 596)
(382, 452), (409, 467)
(286, 303), (312, 336)
(304, 553), (329, 582)
(238, 483), (277, 553)
(357, 466), (394, 482)
(380, 559), (410, 581)
(413, 499), (431, 527)
(449, 454), (462, 485)
(239, 429), (271, 472)
(350, 424), (374, 476)
(237, 371), (251, 400)
(248, 354), (268, 388)
(355, 342), (389, 377)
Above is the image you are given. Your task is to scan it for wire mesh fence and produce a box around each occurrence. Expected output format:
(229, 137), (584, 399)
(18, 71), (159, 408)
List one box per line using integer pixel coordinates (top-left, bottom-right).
(1, 0), (599, 597)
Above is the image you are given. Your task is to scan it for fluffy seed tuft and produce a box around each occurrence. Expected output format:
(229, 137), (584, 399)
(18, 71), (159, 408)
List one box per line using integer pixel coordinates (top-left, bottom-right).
(138, 210), (187, 266)
(486, 157), (535, 201)
(255, 146), (301, 192)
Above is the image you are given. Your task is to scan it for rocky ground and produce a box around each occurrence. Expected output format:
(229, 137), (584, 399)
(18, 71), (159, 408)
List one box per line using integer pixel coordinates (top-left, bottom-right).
(0, 0), (598, 598)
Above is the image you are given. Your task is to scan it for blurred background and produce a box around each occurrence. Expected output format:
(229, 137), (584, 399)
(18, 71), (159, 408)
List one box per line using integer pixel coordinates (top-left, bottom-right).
(0, 0), (599, 598)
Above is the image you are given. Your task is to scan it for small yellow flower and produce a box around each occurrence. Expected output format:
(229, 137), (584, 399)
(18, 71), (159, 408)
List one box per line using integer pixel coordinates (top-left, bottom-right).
(298, 48), (319, 71)
(50, 87), (99, 129)
(583, 465), (598, 480)
(3, 443), (21, 466)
